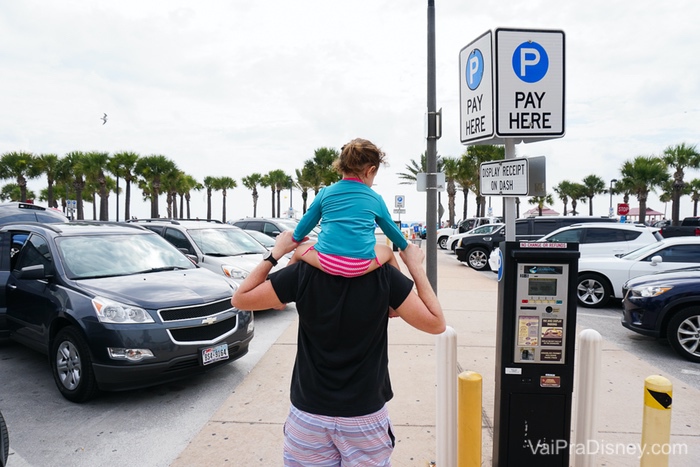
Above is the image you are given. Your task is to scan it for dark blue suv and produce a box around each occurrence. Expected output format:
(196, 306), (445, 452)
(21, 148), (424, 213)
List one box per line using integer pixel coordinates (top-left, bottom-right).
(0, 222), (253, 402)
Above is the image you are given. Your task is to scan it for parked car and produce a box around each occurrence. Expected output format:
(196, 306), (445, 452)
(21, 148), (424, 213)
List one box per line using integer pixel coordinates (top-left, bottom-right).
(539, 222), (661, 257)
(0, 221), (254, 402)
(456, 216), (618, 271)
(436, 217), (502, 249)
(128, 219), (287, 282)
(446, 223), (504, 252)
(659, 217), (700, 238)
(232, 217), (300, 238)
(0, 202), (68, 225)
(622, 266), (700, 362)
(576, 237), (700, 307)
(244, 228), (275, 248)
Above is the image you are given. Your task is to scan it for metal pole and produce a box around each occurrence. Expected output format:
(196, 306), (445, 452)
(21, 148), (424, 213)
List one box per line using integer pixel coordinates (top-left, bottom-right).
(504, 140), (516, 241)
(116, 175), (119, 222)
(608, 178), (617, 216)
(425, 0), (438, 291)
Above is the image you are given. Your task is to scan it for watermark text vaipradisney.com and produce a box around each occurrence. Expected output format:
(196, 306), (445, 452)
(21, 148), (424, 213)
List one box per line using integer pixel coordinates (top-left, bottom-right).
(524, 439), (689, 459)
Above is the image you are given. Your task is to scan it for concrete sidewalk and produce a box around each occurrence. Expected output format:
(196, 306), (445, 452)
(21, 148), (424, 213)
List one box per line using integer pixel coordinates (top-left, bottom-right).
(172, 244), (700, 466)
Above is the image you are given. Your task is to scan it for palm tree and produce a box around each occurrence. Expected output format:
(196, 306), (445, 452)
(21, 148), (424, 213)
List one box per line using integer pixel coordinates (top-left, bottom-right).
(442, 157), (459, 226)
(454, 153), (477, 220)
(215, 176), (237, 222)
(569, 183), (587, 216)
(203, 176), (216, 220)
(135, 155), (178, 218)
(242, 173), (264, 217)
(528, 193), (554, 216)
(295, 167), (314, 214)
(63, 151), (88, 219)
(34, 153), (60, 208)
(261, 174), (274, 217)
(83, 151), (110, 221)
(177, 174), (201, 219)
(267, 169), (290, 217)
(689, 179), (700, 216)
(0, 183), (36, 202)
(0, 151), (40, 202)
(581, 174), (606, 216)
(309, 147), (341, 190)
(553, 180), (575, 216)
(109, 151), (139, 221)
(618, 156), (670, 224)
(662, 143), (700, 225)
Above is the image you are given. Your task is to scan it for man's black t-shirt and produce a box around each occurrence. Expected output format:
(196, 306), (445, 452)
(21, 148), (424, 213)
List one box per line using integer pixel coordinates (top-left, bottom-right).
(269, 262), (414, 417)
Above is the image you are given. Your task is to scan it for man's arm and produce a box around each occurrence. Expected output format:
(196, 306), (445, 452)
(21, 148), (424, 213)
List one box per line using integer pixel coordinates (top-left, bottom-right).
(231, 231), (303, 311)
(393, 244), (446, 334)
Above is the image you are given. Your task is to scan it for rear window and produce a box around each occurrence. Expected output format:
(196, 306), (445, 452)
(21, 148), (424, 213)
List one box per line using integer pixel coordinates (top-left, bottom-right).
(582, 228), (627, 244)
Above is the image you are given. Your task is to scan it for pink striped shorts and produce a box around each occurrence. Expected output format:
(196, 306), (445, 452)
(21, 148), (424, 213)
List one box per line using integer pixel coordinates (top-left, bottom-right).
(283, 404), (395, 466)
(303, 247), (380, 278)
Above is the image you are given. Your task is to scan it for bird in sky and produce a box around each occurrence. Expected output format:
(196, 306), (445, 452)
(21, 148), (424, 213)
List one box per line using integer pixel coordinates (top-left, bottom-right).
(101, 113), (107, 125)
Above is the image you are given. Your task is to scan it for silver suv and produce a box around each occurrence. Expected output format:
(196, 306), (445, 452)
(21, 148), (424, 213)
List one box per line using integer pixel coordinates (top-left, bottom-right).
(128, 219), (287, 283)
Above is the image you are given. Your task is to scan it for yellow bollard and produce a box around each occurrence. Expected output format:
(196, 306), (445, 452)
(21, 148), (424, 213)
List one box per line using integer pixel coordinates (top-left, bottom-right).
(640, 375), (672, 467)
(458, 371), (482, 467)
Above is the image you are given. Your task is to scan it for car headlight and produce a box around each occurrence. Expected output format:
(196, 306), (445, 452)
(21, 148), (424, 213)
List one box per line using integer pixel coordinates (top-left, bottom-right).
(630, 285), (673, 298)
(222, 265), (249, 280)
(92, 296), (155, 324)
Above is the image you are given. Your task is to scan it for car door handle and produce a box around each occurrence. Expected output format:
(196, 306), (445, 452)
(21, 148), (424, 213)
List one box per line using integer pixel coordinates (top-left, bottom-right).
(8, 283), (17, 289)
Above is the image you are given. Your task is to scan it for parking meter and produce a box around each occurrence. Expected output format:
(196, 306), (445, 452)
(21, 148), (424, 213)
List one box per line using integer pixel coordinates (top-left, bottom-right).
(493, 241), (579, 467)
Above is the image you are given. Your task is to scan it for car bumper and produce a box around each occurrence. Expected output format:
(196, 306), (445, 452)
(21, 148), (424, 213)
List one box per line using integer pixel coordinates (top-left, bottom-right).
(92, 333), (253, 391)
(455, 247), (467, 262)
(621, 294), (663, 338)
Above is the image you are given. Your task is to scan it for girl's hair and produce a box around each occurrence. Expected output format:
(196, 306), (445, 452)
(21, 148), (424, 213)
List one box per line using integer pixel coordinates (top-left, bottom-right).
(333, 138), (386, 175)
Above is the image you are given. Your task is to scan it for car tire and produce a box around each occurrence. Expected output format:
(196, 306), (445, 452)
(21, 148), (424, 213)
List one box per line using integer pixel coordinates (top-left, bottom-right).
(666, 306), (700, 363)
(576, 273), (611, 308)
(51, 327), (99, 403)
(438, 236), (448, 250)
(450, 240), (459, 252)
(0, 409), (8, 467)
(467, 248), (490, 271)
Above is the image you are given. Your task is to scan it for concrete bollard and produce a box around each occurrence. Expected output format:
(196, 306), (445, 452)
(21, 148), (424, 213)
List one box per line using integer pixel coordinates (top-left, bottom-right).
(458, 371), (482, 467)
(640, 375), (673, 466)
(573, 329), (602, 467)
(436, 326), (457, 467)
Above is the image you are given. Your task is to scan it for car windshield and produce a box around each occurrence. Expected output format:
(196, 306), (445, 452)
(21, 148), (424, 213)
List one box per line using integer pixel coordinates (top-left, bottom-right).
(245, 229), (275, 248)
(189, 228), (268, 256)
(57, 233), (195, 279)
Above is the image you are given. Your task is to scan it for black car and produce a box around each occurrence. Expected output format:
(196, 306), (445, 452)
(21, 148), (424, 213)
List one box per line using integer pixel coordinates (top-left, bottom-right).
(0, 202), (68, 224)
(622, 267), (700, 362)
(0, 222), (253, 402)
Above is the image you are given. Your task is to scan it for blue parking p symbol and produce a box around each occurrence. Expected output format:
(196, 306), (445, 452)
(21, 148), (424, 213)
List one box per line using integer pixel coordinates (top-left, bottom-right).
(466, 48), (484, 90)
(512, 41), (549, 83)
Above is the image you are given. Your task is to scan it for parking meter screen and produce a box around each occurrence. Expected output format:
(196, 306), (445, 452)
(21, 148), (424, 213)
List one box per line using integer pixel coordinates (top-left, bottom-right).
(528, 278), (557, 296)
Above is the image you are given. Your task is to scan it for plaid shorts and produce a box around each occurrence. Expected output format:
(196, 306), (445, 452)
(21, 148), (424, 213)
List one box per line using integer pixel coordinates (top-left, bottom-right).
(283, 404), (395, 466)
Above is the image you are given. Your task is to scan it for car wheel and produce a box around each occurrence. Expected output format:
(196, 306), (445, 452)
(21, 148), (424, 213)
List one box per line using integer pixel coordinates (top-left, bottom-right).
(667, 307), (700, 363)
(467, 248), (490, 271)
(51, 327), (99, 403)
(450, 241), (459, 252)
(438, 236), (448, 249)
(0, 409), (8, 467)
(576, 273), (611, 308)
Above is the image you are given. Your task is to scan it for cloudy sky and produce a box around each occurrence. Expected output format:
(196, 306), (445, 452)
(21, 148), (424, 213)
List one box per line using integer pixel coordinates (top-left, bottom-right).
(2, 0), (699, 223)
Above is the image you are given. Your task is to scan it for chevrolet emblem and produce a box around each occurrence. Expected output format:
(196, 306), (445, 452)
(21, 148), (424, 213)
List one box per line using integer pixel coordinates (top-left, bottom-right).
(201, 317), (217, 325)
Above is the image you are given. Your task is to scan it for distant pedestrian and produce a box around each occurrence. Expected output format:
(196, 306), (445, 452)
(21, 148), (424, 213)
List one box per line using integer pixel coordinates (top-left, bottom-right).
(231, 231), (445, 465)
(290, 138), (408, 277)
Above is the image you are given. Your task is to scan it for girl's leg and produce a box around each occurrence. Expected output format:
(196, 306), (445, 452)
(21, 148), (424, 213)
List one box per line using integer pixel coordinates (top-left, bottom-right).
(289, 243), (324, 272)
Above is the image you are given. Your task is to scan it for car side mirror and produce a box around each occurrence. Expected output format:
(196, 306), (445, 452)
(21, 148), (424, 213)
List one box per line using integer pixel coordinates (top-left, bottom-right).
(16, 264), (47, 280)
(650, 255), (663, 265)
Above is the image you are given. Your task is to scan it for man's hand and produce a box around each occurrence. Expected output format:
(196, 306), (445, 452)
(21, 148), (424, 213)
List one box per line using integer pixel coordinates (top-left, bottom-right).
(272, 231), (306, 261)
(399, 243), (424, 268)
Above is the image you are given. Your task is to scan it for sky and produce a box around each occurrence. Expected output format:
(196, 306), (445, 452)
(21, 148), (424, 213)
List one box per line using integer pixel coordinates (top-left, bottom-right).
(2, 0), (699, 224)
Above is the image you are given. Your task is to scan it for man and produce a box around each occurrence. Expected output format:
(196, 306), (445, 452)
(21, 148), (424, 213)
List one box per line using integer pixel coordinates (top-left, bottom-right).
(231, 231), (445, 465)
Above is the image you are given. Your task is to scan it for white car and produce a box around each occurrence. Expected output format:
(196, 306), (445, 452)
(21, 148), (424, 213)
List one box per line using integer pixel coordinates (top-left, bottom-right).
(539, 222), (661, 257)
(446, 223), (504, 252)
(576, 237), (700, 307)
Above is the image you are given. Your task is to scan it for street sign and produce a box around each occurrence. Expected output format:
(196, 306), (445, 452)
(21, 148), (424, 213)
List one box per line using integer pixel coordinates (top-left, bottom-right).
(495, 28), (565, 140)
(617, 203), (630, 216)
(459, 31), (494, 143)
(480, 156), (546, 196)
(393, 208), (406, 214)
(395, 195), (405, 209)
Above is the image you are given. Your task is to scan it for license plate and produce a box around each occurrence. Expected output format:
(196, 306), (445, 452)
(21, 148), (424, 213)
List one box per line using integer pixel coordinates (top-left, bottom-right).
(201, 343), (229, 366)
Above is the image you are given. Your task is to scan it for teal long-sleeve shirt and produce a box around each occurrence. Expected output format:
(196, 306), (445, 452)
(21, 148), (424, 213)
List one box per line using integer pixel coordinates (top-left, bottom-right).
(293, 179), (409, 259)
